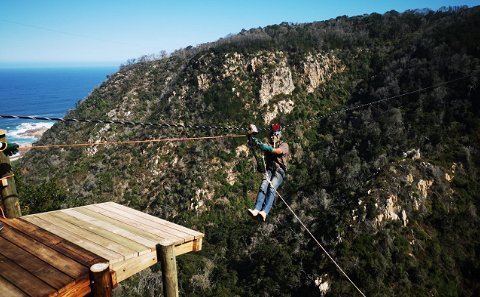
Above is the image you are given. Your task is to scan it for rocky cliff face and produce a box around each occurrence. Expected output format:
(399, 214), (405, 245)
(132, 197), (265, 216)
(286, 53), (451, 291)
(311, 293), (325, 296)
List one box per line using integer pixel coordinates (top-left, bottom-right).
(190, 50), (344, 123)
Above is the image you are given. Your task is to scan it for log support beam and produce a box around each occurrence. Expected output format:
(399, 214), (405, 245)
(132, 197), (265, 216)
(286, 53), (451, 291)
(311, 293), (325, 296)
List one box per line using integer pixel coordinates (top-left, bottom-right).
(157, 243), (179, 297)
(89, 262), (113, 297)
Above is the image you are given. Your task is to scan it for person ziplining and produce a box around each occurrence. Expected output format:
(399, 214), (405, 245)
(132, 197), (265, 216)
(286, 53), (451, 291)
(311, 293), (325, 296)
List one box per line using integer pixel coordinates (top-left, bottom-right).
(247, 123), (289, 221)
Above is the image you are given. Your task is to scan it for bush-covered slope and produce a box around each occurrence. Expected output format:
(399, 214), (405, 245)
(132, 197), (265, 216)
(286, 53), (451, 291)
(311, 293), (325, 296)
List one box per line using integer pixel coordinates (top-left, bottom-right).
(17, 6), (480, 297)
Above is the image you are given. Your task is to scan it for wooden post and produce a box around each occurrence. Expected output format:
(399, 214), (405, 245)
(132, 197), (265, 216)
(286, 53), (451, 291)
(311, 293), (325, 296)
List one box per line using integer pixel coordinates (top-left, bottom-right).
(157, 243), (179, 297)
(89, 262), (113, 297)
(0, 130), (21, 218)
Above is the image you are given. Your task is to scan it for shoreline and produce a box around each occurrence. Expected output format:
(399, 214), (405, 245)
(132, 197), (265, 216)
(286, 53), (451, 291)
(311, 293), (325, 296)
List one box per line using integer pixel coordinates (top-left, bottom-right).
(18, 126), (49, 138)
(9, 127), (49, 161)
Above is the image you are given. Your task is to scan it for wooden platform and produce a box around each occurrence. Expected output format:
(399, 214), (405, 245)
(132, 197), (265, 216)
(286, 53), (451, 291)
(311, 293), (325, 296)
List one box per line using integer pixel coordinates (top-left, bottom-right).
(0, 217), (106, 297)
(0, 202), (204, 296)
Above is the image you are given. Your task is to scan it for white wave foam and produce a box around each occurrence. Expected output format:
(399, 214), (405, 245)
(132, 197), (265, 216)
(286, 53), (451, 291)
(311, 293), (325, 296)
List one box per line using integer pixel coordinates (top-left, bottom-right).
(7, 122), (53, 145)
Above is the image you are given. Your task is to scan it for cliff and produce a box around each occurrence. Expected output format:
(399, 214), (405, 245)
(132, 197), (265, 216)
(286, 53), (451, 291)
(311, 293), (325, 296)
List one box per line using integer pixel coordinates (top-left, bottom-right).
(16, 6), (480, 297)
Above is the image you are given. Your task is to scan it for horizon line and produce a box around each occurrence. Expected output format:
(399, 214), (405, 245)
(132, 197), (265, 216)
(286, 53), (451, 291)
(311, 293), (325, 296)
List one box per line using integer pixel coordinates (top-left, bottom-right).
(0, 61), (121, 69)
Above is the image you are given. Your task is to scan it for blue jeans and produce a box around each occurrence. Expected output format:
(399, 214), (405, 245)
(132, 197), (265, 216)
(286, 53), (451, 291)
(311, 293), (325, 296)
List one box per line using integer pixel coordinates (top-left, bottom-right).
(254, 168), (285, 215)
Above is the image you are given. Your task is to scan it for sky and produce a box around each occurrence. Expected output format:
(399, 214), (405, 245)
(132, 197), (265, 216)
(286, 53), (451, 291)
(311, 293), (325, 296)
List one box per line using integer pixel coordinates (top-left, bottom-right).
(0, 0), (478, 67)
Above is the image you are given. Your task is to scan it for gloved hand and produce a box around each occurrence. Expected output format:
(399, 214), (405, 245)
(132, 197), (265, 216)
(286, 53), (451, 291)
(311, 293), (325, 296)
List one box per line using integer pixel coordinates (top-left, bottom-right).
(2, 143), (19, 156)
(250, 137), (273, 152)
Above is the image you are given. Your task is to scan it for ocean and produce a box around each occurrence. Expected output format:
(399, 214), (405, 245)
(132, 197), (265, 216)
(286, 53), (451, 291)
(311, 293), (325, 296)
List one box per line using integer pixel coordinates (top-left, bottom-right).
(0, 67), (117, 146)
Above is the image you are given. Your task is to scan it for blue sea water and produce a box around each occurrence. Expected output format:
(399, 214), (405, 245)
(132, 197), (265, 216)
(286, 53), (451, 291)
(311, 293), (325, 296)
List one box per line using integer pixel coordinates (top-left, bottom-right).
(0, 67), (117, 145)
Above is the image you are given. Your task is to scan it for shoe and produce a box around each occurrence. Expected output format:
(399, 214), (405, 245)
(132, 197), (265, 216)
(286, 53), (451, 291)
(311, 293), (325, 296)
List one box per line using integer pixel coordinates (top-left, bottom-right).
(248, 209), (259, 217)
(0, 223), (3, 231)
(259, 211), (267, 222)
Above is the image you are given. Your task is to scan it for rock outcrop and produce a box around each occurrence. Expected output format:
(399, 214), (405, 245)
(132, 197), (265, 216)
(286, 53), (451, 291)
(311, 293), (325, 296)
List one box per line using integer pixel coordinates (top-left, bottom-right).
(300, 52), (345, 93)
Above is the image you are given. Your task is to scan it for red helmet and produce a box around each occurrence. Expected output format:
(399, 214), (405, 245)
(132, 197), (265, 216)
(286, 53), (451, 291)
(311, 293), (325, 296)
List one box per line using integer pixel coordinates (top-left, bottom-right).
(270, 123), (282, 136)
(271, 123), (281, 132)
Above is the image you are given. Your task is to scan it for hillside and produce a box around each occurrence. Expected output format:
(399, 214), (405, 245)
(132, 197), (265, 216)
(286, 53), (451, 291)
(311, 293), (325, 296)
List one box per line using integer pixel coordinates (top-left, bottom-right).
(16, 6), (480, 297)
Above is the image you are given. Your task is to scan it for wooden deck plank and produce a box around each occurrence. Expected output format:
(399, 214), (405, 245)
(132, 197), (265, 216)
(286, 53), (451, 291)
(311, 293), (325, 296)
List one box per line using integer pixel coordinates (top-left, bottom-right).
(60, 209), (156, 253)
(33, 212), (138, 260)
(22, 215), (125, 264)
(86, 204), (186, 241)
(89, 204), (192, 243)
(48, 211), (150, 256)
(82, 205), (184, 245)
(0, 275), (28, 297)
(0, 253), (56, 297)
(105, 202), (204, 237)
(110, 250), (158, 283)
(174, 238), (203, 256)
(0, 222), (88, 279)
(0, 236), (74, 291)
(73, 207), (176, 245)
(57, 276), (91, 297)
(4, 218), (105, 267)
(104, 202), (204, 239)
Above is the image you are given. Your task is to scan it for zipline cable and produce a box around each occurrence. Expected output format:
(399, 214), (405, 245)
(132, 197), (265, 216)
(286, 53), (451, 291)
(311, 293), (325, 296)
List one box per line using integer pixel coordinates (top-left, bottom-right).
(0, 73), (475, 133)
(18, 134), (245, 151)
(285, 73), (475, 128)
(0, 114), (248, 132)
(260, 157), (366, 296)
(276, 188), (366, 297)
(0, 18), (150, 49)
